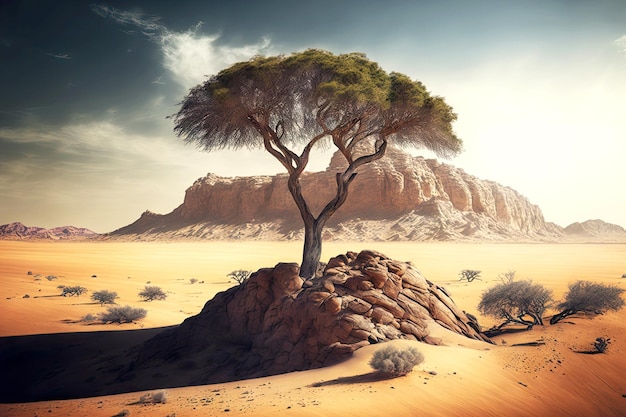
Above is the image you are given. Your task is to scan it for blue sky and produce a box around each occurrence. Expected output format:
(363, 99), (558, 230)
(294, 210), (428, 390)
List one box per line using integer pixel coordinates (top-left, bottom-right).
(1, 0), (625, 232)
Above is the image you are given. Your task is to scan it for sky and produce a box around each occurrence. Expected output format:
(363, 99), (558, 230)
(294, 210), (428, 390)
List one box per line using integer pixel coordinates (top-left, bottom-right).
(1, 0), (625, 233)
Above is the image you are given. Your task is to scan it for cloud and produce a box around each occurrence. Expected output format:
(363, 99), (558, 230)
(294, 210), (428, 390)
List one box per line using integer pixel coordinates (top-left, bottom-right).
(46, 53), (71, 60)
(91, 4), (272, 90)
(615, 34), (626, 54)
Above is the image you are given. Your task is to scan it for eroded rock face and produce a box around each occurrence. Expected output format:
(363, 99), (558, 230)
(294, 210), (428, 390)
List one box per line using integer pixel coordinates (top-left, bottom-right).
(134, 251), (490, 384)
(110, 147), (564, 241)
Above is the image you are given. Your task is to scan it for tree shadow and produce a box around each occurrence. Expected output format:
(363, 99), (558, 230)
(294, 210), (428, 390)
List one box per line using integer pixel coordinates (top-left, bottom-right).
(309, 371), (399, 387)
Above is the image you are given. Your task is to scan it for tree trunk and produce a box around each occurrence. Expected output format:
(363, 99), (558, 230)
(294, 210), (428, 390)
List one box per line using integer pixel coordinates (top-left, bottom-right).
(300, 220), (324, 280)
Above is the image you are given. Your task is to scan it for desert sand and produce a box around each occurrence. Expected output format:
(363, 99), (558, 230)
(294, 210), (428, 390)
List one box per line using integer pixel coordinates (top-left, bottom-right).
(1, 241), (625, 416)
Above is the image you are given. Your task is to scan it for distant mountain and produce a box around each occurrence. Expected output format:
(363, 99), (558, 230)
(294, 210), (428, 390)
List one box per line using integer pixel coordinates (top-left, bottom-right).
(563, 219), (626, 239)
(0, 222), (98, 240)
(109, 147), (592, 242)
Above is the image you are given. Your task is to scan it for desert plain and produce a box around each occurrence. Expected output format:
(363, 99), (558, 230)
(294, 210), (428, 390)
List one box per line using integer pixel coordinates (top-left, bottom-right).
(1, 240), (625, 417)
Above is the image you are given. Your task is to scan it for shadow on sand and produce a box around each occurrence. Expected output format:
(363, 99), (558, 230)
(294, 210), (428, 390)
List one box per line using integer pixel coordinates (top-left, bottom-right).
(0, 326), (174, 403)
(309, 372), (399, 387)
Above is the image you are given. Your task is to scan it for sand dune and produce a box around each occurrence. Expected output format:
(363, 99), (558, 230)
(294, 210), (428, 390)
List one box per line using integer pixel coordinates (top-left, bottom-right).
(1, 241), (625, 416)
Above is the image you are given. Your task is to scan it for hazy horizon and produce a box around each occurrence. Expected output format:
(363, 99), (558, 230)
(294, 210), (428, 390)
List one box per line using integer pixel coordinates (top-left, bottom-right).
(1, 0), (625, 232)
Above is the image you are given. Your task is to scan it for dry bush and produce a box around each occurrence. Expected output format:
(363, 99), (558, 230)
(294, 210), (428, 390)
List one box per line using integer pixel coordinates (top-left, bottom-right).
(497, 270), (517, 284)
(61, 285), (88, 297)
(99, 305), (147, 323)
(459, 269), (481, 282)
(479, 280), (553, 331)
(91, 290), (118, 306)
(550, 281), (625, 324)
(369, 345), (424, 376)
(139, 389), (168, 404)
(594, 337), (610, 353)
(228, 270), (251, 285)
(138, 285), (167, 301)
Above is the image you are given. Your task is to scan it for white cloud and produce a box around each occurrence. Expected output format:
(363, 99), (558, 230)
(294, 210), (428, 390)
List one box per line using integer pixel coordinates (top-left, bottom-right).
(614, 34), (626, 53)
(161, 28), (271, 89)
(92, 4), (272, 90)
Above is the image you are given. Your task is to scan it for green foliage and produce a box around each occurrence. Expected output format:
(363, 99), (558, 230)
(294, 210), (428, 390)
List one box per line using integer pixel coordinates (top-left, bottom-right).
(61, 285), (87, 297)
(479, 281), (553, 330)
(369, 345), (424, 376)
(138, 285), (167, 301)
(100, 305), (147, 324)
(91, 290), (118, 306)
(459, 270), (481, 282)
(228, 270), (251, 285)
(550, 281), (625, 324)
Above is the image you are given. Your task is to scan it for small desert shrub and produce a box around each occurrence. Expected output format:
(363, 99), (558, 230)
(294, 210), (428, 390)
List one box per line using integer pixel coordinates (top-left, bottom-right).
(100, 305), (147, 323)
(594, 337), (610, 353)
(369, 345), (424, 376)
(189, 278), (198, 284)
(27, 271), (33, 276)
(138, 285), (167, 301)
(46, 275), (58, 281)
(81, 313), (97, 322)
(91, 290), (118, 306)
(497, 270), (517, 284)
(139, 389), (168, 404)
(228, 269), (251, 285)
(459, 269), (481, 282)
(61, 285), (88, 297)
(550, 281), (625, 324)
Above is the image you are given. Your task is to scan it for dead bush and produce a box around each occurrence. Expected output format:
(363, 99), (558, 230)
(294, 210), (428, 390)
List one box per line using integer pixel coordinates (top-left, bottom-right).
(369, 345), (424, 376)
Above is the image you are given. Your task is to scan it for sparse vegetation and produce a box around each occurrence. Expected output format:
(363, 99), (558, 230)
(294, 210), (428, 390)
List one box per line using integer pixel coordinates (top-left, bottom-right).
(594, 337), (610, 353)
(459, 269), (481, 282)
(369, 345), (424, 376)
(91, 290), (118, 306)
(138, 285), (167, 301)
(228, 270), (251, 285)
(46, 275), (57, 281)
(550, 281), (625, 324)
(189, 278), (198, 284)
(497, 269), (517, 284)
(81, 313), (97, 322)
(61, 285), (88, 297)
(99, 305), (147, 323)
(479, 280), (553, 331)
(139, 389), (168, 404)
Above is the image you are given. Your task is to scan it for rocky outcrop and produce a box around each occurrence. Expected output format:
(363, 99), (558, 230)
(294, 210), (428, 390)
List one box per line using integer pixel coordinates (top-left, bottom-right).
(0, 222), (98, 240)
(110, 147), (566, 241)
(132, 250), (490, 385)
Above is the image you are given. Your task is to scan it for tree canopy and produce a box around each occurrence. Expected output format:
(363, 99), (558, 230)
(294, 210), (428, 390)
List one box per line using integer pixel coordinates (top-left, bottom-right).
(173, 49), (462, 278)
(550, 281), (624, 324)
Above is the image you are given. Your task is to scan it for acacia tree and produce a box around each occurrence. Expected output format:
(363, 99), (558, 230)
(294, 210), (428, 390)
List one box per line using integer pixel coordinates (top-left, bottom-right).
(550, 281), (624, 324)
(478, 280), (553, 331)
(173, 49), (461, 278)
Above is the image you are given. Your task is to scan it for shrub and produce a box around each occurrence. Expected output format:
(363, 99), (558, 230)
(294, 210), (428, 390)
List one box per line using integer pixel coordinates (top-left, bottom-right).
(100, 305), (147, 323)
(459, 269), (481, 282)
(479, 280), (553, 331)
(139, 389), (168, 404)
(81, 313), (97, 322)
(594, 337), (610, 353)
(61, 285), (88, 297)
(138, 285), (167, 301)
(550, 281), (625, 324)
(91, 290), (118, 306)
(46, 275), (58, 281)
(369, 345), (424, 376)
(189, 278), (198, 284)
(497, 270), (517, 284)
(228, 269), (251, 285)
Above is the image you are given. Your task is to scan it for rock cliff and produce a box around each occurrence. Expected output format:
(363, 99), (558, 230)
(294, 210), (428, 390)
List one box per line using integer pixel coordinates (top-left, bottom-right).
(131, 250), (490, 386)
(110, 147), (562, 241)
